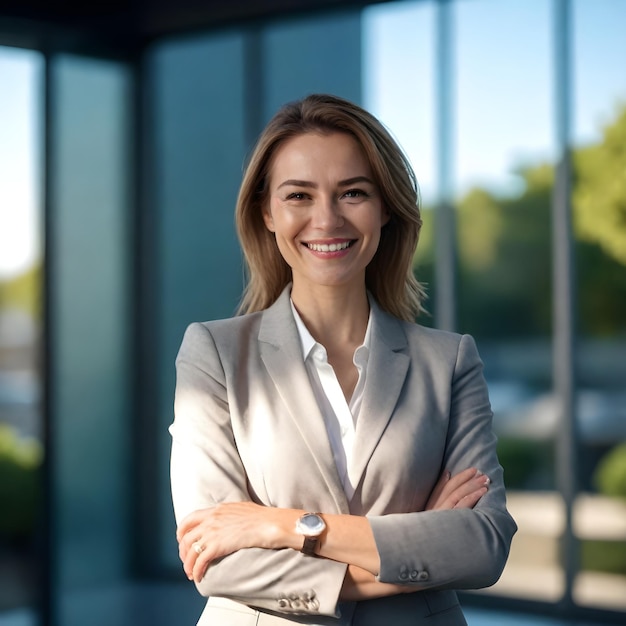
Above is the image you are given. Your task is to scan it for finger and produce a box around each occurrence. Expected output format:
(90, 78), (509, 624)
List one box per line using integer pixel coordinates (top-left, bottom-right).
(183, 537), (211, 580)
(192, 547), (213, 583)
(436, 468), (478, 503)
(179, 530), (203, 563)
(453, 487), (488, 510)
(446, 475), (490, 508)
(183, 543), (199, 580)
(444, 467), (479, 492)
(179, 535), (192, 563)
(437, 470), (490, 509)
(448, 468), (490, 495)
(177, 512), (204, 542)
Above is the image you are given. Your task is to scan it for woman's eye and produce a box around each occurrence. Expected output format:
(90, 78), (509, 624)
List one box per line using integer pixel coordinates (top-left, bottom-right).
(286, 192), (307, 200)
(343, 189), (368, 199)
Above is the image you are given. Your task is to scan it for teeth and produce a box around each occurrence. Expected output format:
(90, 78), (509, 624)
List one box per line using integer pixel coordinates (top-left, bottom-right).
(307, 241), (352, 252)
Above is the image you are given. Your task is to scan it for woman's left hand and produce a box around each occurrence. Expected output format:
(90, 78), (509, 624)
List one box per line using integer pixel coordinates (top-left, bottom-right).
(177, 502), (285, 582)
(426, 467), (490, 511)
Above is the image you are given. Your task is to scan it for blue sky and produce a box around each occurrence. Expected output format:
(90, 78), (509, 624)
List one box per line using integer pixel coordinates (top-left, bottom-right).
(1, 0), (625, 277)
(0, 47), (42, 278)
(364, 0), (626, 201)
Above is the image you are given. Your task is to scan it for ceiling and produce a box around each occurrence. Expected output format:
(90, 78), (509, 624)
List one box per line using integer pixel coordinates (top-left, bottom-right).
(0, 0), (389, 55)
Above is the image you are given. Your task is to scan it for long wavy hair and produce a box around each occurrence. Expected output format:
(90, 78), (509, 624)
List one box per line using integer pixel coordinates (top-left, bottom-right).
(235, 93), (425, 321)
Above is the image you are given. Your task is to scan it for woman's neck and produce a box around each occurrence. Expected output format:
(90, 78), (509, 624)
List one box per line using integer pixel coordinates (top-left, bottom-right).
(290, 282), (370, 350)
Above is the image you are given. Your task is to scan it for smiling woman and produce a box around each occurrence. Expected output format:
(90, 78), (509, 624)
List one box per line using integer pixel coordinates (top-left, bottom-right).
(169, 93), (516, 626)
(262, 132), (388, 303)
(235, 95), (425, 322)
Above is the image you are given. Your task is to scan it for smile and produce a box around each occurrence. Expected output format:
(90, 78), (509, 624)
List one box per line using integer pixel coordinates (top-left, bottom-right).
(305, 240), (354, 252)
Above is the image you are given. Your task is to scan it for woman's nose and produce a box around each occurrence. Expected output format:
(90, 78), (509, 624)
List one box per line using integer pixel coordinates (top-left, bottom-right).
(311, 197), (343, 229)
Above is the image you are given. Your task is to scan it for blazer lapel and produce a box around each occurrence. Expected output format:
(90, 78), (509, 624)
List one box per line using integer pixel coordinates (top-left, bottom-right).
(348, 300), (410, 490)
(258, 288), (350, 514)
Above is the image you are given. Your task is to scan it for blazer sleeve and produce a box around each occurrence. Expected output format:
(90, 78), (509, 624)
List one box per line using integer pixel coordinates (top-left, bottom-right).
(170, 322), (348, 618)
(369, 333), (517, 590)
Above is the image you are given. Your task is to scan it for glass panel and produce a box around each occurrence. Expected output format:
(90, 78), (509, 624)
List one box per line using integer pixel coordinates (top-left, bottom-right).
(363, 0), (436, 321)
(50, 54), (133, 623)
(147, 31), (248, 574)
(571, 0), (626, 612)
(364, 0), (435, 202)
(262, 10), (362, 122)
(0, 45), (43, 622)
(364, 0), (626, 607)
(454, 0), (560, 603)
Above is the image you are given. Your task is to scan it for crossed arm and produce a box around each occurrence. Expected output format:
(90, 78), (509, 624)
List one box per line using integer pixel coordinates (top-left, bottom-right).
(176, 466), (491, 601)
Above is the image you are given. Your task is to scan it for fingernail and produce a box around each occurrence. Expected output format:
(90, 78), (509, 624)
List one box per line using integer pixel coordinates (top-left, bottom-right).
(476, 469), (483, 476)
(483, 476), (491, 485)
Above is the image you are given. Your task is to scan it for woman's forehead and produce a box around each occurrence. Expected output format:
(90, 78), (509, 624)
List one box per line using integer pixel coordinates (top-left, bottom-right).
(268, 132), (373, 184)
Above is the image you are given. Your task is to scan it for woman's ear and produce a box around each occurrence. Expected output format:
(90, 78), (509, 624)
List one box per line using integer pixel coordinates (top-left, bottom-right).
(381, 206), (391, 226)
(262, 205), (275, 232)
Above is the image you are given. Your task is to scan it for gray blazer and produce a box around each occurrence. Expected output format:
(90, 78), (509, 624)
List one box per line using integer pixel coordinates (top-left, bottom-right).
(170, 287), (517, 625)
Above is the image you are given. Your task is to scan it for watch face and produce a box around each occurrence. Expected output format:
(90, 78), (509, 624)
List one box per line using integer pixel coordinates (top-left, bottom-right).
(298, 513), (326, 536)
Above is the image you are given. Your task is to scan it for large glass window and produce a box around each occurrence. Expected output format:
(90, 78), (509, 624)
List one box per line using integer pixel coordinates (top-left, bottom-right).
(0, 45), (44, 621)
(48, 53), (134, 624)
(571, 0), (626, 612)
(363, 0), (436, 201)
(453, 0), (559, 603)
(2, 0), (625, 622)
(364, 0), (626, 616)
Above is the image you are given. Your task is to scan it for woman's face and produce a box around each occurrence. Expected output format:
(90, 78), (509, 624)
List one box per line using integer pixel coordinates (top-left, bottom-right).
(263, 132), (388, 294)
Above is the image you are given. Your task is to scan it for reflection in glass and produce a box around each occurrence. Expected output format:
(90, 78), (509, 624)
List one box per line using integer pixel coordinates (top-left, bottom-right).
(0, 45), (43, 618)
(572, 0), (626, 611)
(452, 0), (560, 602)
(363, 0), (436, 203)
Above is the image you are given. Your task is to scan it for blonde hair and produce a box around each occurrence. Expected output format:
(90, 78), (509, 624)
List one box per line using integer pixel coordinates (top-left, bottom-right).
(235, 93), (425, 321)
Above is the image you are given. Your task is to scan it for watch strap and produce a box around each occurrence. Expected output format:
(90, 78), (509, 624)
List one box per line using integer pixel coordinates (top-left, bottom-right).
(301, 535), (319, 556)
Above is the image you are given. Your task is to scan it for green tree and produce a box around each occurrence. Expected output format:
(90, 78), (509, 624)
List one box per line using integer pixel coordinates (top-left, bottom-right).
(574, 104), (626, 265)
(415, 104), (626, 339)
(0, 263), (41, 316)
(457, 165), (553, 339)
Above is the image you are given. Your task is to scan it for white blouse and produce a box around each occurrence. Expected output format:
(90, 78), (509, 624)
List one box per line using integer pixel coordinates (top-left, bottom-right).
(290, 300), (372, 500)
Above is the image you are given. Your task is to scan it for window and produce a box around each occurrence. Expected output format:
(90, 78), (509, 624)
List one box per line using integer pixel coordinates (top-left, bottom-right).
(363, 0), (626, 614)
(0, 45), (43, 620)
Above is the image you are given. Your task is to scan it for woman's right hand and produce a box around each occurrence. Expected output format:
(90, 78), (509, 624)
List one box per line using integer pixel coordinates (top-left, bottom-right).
(425, 467), (490, 511)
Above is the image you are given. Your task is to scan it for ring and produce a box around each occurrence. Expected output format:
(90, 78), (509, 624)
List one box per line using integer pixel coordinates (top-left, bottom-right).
(192, 542), (205, 555)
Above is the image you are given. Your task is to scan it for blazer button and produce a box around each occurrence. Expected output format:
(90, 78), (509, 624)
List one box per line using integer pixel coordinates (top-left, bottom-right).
(410, 570), (418, 580)
(277, 597), (289, 608)
(417, 570), (429, 581)
(399, 571), (409, 581)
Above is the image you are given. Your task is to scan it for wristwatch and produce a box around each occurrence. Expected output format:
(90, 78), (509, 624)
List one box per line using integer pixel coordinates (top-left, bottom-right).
(295, 512), (326, 556)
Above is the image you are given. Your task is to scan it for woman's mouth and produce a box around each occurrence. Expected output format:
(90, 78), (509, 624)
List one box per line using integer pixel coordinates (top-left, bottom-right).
(305, 240), (355, 252)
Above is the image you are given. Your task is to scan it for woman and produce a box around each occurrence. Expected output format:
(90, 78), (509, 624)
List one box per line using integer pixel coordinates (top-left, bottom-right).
(170, 93), (517, 625)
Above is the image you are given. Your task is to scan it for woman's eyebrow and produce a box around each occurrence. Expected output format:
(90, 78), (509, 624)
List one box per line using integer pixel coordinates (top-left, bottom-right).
(277, 179), (317, 190)
(277, 176), (375, 190)
(338, 176), (375, 187)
